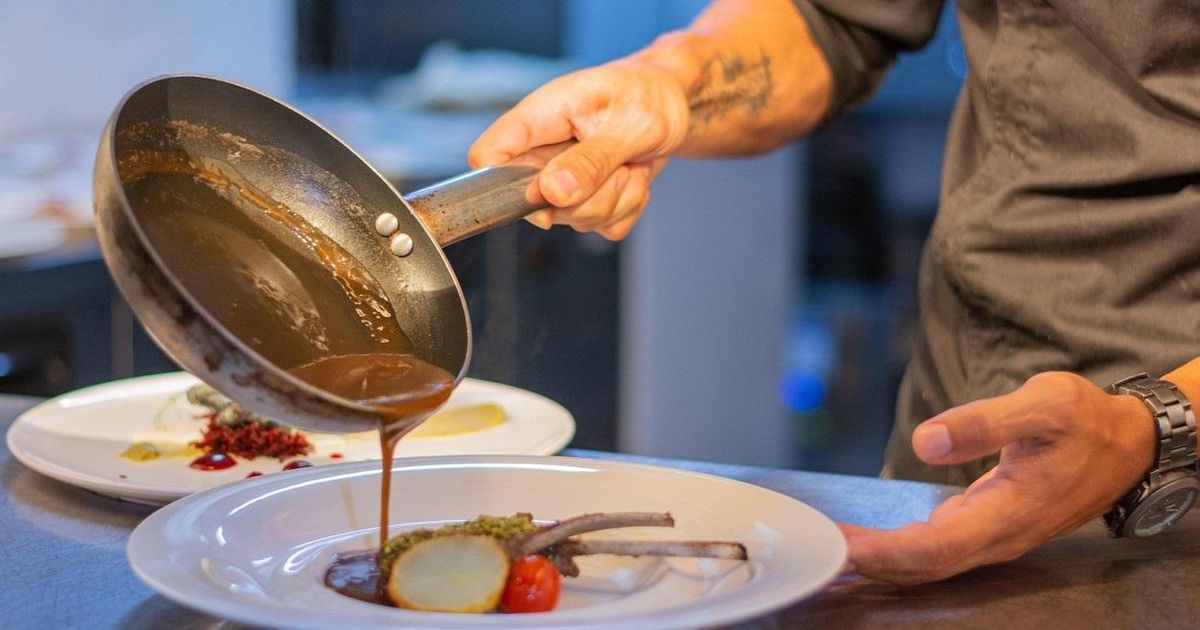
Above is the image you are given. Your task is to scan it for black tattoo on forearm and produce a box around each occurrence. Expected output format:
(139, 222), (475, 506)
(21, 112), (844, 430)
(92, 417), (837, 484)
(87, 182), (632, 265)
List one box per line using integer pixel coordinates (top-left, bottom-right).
(687, 49), (773, 132)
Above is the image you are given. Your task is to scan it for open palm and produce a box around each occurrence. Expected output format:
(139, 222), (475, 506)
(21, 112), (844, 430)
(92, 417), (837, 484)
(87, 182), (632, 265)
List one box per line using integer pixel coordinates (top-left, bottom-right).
(840, 372), (1156, 584)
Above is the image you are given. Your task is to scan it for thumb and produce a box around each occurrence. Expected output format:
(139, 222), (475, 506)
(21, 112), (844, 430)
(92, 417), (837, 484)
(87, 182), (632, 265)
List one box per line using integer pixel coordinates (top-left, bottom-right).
(538, 135), (639, 208)
(913, 389), (1054, 465)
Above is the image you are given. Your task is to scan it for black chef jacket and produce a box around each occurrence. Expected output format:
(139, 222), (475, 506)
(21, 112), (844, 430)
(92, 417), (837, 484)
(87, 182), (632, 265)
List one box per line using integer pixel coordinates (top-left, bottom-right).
(794, 0), (1200, 485)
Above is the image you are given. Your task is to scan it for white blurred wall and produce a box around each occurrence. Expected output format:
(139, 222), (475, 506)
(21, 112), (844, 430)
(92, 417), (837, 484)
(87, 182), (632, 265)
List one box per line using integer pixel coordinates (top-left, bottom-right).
(618, 151), (802, 467)
(0, 1), (294, 141)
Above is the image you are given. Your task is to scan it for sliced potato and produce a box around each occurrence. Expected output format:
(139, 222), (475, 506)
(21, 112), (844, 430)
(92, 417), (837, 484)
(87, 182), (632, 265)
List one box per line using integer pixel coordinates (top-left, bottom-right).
(387, 534), (510, 613)
(409, 403), (507, 438)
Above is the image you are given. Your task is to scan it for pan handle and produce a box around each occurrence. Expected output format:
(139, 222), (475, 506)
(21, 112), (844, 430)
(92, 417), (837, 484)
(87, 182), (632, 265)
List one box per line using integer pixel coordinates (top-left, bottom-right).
(403, 141), (574, 246)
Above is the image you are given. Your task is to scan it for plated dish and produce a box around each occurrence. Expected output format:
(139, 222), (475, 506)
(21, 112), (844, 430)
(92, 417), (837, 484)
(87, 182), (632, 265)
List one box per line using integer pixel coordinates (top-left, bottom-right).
(6, 372), (574, 505)
(127, 455), (847, 629)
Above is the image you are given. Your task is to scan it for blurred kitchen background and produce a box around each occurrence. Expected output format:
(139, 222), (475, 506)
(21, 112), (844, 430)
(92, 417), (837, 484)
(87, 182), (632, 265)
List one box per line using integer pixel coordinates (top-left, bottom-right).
(0, 1), (962, 475)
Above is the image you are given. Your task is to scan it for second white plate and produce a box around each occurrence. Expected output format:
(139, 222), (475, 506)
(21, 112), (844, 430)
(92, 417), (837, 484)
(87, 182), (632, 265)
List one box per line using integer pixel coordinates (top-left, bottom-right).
(6, 372), (575, 505)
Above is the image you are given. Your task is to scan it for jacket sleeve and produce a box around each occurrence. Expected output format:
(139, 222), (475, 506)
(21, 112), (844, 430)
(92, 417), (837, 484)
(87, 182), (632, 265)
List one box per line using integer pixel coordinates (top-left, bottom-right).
(792, 0), (947, 120)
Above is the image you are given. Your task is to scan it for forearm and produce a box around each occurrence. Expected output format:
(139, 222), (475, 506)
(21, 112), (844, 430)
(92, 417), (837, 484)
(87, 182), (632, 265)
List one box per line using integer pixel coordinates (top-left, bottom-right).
(627, 0), (832, 157)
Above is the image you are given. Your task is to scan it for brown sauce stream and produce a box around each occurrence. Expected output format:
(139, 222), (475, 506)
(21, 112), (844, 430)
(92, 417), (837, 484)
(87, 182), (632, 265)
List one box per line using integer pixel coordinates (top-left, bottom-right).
(295, 352), (454, 605)
(288, 352), (455, 548)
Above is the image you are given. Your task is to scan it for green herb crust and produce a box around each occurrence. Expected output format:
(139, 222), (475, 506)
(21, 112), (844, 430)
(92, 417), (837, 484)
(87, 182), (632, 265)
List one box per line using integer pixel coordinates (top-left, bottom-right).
(379, 514), (538, 574)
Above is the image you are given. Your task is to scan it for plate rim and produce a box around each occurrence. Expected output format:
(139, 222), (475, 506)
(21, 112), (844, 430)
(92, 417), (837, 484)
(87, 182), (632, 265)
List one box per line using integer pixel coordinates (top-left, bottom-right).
(126, 454), (847, 630)
(5, 372), (575, 504)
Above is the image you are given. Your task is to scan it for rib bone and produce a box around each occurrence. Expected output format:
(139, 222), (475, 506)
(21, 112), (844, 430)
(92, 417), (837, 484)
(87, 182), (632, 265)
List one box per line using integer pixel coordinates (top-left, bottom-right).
(508, 512), (674, 558)
(550, 538), (749, 577)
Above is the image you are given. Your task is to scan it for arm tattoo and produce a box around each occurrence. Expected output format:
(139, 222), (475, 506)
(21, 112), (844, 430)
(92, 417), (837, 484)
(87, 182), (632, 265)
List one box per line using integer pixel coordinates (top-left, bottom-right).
(687, 48), (773, 132)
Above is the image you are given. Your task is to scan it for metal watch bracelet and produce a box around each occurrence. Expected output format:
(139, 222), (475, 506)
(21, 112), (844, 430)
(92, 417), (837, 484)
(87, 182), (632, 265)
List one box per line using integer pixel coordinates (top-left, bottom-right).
(1105, 373), (1198, 483)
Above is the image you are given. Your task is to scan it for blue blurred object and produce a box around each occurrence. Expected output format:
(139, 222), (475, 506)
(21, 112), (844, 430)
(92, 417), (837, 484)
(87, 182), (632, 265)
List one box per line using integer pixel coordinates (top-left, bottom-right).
(863, 0), (964, 115)
(780, 318), (834, 414)
(780, 370), (825, 414)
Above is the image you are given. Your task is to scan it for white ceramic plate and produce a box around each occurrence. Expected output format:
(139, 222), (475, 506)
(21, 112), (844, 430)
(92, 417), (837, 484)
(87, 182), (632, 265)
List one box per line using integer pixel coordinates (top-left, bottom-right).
(127, 455), (846, 629)
(7, 373), (574, 505)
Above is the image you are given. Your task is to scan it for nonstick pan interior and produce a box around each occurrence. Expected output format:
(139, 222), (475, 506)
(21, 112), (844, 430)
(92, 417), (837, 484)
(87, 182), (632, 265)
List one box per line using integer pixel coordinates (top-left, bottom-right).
(97, 76), (469, 430)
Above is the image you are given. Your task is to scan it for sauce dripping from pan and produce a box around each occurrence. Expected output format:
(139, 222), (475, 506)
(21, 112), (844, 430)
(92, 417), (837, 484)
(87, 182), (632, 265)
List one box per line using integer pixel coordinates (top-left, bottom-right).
(296, 352), (454, 606)
(118, 122), (458, 604)
(288, 352), (455, 547)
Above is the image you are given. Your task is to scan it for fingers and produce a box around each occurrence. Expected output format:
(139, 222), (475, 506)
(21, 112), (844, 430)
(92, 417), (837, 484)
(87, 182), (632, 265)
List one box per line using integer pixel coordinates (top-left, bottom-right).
(842, 372), (1134, 585)
(470, 78), (651, 208)
(525, 210), (555, 229)
(478, 108), (660, 234)
(912, 372), (1088, 465)
(910, 400), (1031, 465)
(597, 203), (647, 241)
(524, 157), (666, 241)
(843, 523), (988, 585)
(839, 479), (1034, 584)
(469, 61), (687, 241)
(593, 158), (667, 240)
(537, 135), (644, 207)
(469, 85), (575, 168)
(559, 165), (633, 228)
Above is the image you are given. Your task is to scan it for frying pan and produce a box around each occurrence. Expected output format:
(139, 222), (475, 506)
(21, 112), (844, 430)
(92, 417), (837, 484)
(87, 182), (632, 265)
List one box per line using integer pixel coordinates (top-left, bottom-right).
(94, 75), (563, 433)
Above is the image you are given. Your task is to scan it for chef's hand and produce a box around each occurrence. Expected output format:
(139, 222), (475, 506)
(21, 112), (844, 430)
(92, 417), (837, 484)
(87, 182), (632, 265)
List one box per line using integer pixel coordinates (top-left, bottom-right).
(468, 61), (686, 241)
(839, 371), (1157, 584)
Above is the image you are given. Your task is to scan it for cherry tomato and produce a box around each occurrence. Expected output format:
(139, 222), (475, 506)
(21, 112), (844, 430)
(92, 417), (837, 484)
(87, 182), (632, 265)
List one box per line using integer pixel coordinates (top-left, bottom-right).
(500, 555), (561, 613)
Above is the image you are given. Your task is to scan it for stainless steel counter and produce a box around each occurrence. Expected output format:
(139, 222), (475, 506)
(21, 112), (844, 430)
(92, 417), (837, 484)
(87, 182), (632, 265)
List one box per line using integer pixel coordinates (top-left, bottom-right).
(2, 393), (1198, 628)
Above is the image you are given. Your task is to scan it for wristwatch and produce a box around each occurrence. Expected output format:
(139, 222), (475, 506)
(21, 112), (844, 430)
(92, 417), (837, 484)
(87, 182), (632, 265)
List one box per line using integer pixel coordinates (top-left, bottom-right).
(1103, 373), (1200, 538)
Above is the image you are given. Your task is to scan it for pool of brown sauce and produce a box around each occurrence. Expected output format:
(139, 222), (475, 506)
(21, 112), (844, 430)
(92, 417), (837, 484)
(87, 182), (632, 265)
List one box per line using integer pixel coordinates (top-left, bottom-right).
(323, 550), (391, 605)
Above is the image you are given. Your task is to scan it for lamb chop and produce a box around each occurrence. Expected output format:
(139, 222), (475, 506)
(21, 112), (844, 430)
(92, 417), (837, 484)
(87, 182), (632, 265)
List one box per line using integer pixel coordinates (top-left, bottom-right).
(375, 511), (749, 613)
(505, 512), (747, 577)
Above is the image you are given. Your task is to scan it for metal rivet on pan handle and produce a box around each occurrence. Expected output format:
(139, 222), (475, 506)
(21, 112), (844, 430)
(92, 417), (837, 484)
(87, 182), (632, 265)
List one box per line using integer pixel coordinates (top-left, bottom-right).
(390, 233), (414, 257)
(374, 212), (400, 237)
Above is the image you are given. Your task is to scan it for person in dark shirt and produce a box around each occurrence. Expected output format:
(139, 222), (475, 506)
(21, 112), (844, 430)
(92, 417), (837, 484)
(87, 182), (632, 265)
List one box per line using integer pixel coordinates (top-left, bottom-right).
(469, 0), (1200, 583)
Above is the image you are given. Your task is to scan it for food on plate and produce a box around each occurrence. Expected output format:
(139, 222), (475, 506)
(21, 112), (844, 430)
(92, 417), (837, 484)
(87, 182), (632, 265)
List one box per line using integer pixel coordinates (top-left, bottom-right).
(327, 511), (749, 614)
(119, 442), (161, 461)
(186, 383), (263, 425)
(407, 402), (507, 437)
(119, 384), (315, 471)
(379, 513), (538, 573)
(118, 440), (202, 462)
(388, 535), (511, 613)
(188, 383), (508, 439)
(500, 554), (561, 613)
(189, 451), (237, 470)
(118, 382), (512, 475)
(187, 384), (313, 460)
(190, 412), (313, 460)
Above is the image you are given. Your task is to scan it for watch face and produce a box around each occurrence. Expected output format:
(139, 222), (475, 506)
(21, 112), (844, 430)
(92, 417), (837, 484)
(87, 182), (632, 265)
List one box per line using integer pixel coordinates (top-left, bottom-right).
(1129, 478), (1200, 538)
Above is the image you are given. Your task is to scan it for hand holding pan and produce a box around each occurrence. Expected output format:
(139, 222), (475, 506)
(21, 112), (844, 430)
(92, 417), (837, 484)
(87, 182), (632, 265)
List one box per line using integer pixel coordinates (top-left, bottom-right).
(94, 75), (568, 433)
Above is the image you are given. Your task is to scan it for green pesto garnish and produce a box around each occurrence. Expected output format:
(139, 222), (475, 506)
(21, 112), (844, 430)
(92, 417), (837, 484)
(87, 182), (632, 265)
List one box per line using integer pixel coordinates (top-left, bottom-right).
(379, 514), (537, 575)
